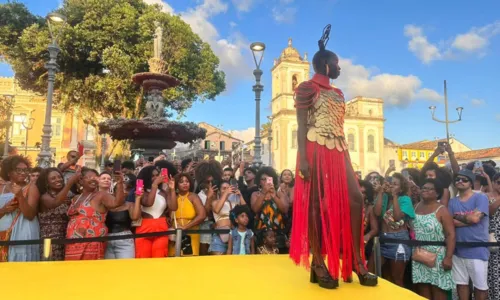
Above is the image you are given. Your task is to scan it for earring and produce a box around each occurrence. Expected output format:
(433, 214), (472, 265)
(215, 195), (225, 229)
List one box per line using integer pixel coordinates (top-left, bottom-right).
(325, 64), (330, 75)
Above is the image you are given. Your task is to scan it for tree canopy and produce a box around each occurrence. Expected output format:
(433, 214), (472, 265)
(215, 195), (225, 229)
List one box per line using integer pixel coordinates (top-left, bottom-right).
(0, 0), (226, 125)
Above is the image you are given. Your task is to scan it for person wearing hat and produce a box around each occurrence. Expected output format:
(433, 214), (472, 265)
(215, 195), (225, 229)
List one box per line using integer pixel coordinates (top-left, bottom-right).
(448, 169), (490, 300)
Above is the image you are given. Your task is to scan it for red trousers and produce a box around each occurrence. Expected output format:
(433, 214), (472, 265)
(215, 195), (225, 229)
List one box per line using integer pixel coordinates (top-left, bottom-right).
(135, 217), (168, 258)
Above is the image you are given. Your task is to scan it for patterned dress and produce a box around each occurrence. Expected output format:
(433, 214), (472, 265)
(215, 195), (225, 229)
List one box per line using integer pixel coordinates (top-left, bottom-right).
(65, 193), (108, 260)
(412, 205), (454, 291)
(38, 196), (70, 261)
(488, 196), (500, 300)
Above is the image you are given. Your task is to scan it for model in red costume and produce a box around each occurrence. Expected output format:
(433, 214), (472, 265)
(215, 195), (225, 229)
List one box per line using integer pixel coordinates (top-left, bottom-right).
(289, 25), (378, 289)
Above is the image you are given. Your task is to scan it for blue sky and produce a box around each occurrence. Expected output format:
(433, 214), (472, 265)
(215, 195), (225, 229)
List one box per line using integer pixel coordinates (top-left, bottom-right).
(1, 0), (499, 150)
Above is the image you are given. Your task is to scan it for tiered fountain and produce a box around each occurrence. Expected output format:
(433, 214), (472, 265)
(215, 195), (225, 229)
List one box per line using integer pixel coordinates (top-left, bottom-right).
(98, 26), (206, 157)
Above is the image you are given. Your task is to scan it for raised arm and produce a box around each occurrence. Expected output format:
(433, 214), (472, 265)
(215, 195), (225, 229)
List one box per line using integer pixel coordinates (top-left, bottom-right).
(212, 189), (230, 214)
(445, 144), (460, 175)
(13, 183), (38, 220)
(100, 174), (125, 209)
(372, 183), (384, 217)
(250, 191), (265, 214)
(128, 194), (143, 221)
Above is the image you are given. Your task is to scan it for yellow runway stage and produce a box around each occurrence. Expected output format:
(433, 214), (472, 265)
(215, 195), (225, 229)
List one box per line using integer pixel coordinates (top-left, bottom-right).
(1, 255), (423, 300)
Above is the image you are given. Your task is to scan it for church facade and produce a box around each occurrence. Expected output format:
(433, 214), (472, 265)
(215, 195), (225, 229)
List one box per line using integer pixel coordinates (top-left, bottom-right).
(270, 39), (386, 177)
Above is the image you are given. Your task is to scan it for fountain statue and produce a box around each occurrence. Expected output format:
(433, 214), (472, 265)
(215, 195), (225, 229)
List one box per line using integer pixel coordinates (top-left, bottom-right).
(98, 25), (206, 157)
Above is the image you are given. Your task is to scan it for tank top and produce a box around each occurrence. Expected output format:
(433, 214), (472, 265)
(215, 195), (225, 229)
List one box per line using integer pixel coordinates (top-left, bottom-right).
(105, 210), (132, 233)
(141, 190), (167, 219)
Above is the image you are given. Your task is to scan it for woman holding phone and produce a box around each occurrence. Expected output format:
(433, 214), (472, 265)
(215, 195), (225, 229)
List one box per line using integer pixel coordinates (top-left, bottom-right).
(209, 180), (246, 255)
(135, 166), (176, 258)
(250, 167), (288, 252)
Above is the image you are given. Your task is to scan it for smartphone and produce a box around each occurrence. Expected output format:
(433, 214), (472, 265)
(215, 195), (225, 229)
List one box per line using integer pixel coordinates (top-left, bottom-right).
(113, 160), (121, 173)
(438, 141), (447, 148)
(77, 143), (84, 157)
(474, 161), (482, 174)
(402, 170), (410, 180)
(136, 179), (144, 195)
(389, 159), (395, 168)
(230, 178), (238, 189)
(161, 168), (169, 183)
(148, 156), (154, 163)
(266, 177), (273, 185)
(385, 176), (393, 184)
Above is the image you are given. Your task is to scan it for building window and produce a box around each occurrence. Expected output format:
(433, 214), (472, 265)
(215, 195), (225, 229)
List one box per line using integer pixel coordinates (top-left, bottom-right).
(411, 151), (417, 159)
(420, 152), (425, 159)
(292, 74), (298, 91)
(219, 141), (225, 151)
(204, 140), (210, 150)
(367, 134), (375, 152)
(348, 133), (355, 151)
(12, 114), (26, 137)
(51, 117), (62, 137)
(291, 130), (297, 149)
(402, 150), (408, 159)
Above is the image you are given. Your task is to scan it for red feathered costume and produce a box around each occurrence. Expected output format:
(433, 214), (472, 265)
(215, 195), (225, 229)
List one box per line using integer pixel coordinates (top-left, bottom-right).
(289, 73), (365, 282)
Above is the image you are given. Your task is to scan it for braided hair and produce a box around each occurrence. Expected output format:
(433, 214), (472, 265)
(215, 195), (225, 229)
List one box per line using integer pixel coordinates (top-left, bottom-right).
(312, 24), (338, 76)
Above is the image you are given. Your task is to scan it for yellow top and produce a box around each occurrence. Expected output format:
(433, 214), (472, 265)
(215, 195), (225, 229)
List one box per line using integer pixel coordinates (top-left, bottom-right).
(174, 193), (196, 227)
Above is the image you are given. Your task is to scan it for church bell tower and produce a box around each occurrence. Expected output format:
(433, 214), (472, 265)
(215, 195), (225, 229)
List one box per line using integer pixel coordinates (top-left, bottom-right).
(270, 38), (310, 171)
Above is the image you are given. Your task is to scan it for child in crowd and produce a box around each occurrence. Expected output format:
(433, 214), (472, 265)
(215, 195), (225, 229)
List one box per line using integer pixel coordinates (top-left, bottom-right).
(227, 205), (255, 255)
(257, 230), (279, 255)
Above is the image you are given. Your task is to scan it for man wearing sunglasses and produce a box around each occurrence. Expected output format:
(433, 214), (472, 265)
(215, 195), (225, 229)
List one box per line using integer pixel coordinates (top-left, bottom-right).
(448, 169), (490, 300)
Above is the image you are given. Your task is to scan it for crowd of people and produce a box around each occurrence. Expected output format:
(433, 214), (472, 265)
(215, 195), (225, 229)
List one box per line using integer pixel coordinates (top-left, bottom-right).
(1, 143), (500, 299)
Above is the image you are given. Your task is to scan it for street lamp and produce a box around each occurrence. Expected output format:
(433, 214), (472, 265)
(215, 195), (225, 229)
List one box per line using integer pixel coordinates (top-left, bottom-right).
(267, 115), (273, 167)
(100, 134), (107, 172)
(428, 80), (464, 144)
(37, 12), (66, 168)
(250, 42), (266, 168)
(21, 115), (35, 156)
(1, 94), (14, 159)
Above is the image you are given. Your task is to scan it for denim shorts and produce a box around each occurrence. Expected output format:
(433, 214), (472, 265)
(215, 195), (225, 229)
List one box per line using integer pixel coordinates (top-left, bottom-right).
(200, 221), (214, 244)
(380, 231), (412, 262)
(208, 234), (227, 253)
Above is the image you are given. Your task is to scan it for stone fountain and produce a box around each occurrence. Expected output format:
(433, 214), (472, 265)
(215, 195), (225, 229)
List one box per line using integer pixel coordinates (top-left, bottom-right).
(98, 26), (206, 157)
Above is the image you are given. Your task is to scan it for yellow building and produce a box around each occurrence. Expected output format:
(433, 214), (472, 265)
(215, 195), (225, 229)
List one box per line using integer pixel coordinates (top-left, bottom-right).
(268, 39), (386, 176)
(397, 138), (471, 169)
(0, 77), (100, 168)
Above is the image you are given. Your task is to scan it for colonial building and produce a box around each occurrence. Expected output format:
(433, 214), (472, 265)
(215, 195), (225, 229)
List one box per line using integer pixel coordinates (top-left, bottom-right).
(455, 147), (500, 168)
(267, 39), (386, 176)
(0, 77), (100, 168)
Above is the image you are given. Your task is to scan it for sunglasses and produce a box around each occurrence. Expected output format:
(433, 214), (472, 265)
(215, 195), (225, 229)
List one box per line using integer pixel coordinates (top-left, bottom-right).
(455, 177), (470, 183)
(421, 187), (435, 192)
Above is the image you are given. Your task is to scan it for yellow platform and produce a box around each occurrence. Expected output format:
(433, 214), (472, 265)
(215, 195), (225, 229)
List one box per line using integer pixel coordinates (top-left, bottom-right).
(1, 255), (423, 300)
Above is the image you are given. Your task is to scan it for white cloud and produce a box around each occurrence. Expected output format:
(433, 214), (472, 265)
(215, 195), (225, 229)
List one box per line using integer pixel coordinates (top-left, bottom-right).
(228, 127), (255, 143)
(143, 0), (252, 90)
(404, 21), (500, 63)
(272, 6), (297, 24)
(229, 21), (237, 28)
(143, 0), (174, 13)
(231, 0), (255, 12)
(335, 57), (442, 107)
(471, 98), (485, 106)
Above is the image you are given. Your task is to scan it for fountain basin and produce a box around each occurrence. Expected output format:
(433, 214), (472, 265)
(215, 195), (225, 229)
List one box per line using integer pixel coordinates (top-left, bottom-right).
(132, 72), (180, 91)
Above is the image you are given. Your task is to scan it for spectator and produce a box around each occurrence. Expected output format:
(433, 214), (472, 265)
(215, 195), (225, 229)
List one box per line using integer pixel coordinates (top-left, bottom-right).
(168, 173), (206, 256)
(121, 161), (135, 176)
(280, 169), (295, 253)
(222, 167), (234, 181)
(250, 167), (288, 253)
(195, 160), (222, 255)
(420, 162), (453, 206)
(373, 173), (415, 287)
(412, 179), (455, 299)
(359, 179), (378, 272)
(58, 150), (80, 197)
(29, 167), (42, 183)
(136, 166), (176, 258)
(60, 168), (125, 260)
(448, 169), (489, 300)
(0, 156), (39, 262)
(487, 173), (500, 299)
(104, 161), (114, 174)
(257, 229), (278, 255)
(34, 168), (70, 261)
(227, 204), (255, 255)
(209, 181), (245, 255)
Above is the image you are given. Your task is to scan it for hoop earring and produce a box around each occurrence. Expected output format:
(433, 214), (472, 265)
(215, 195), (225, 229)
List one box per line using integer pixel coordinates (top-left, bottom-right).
(325, 64), (330, 75)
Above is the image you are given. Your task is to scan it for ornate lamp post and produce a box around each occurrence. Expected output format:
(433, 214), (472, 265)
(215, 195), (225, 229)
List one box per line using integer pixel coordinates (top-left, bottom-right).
(429, 80), (464, 144)
(21, 115), (35, 156)
(100, 134), (107, 172)
(267, 115), (273, 167)
(38, 12), (66, 168)
(250, 42), (265, 169)
(2, 94), (14, 159)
